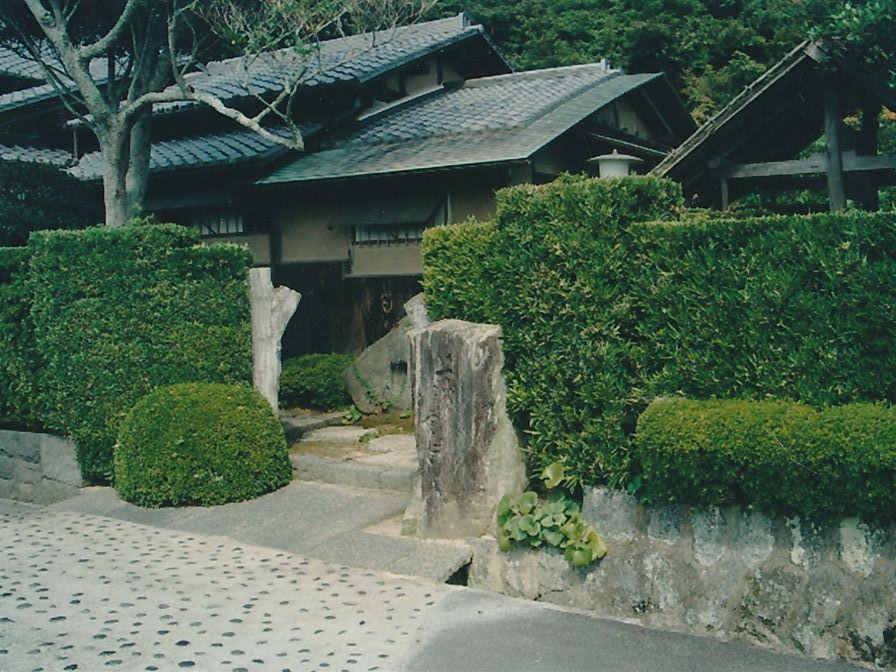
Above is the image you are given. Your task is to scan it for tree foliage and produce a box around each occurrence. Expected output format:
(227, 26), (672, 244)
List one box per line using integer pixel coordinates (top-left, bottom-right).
(0, 160), (100, 246)
(437, 0), (888, 122)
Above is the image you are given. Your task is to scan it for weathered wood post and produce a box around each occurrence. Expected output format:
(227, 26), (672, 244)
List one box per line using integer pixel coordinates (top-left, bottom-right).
(249, 267), (300, 410)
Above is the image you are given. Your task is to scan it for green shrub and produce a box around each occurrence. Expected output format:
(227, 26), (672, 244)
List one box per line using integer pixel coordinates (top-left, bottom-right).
(424, 175), (684, 486)
(636, 398), (896, 524)
(0, 160), (100, 246)
(29, 223), (253, 483)
(423, 174), (896, 493)
(0, 246), (40, 429)
(115, 383), (291, 507)
(280, 353), (353, 410)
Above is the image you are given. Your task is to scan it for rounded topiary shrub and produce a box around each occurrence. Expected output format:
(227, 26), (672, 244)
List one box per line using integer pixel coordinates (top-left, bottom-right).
(114, 383), (291, 507)
(280, 353), (353, 410)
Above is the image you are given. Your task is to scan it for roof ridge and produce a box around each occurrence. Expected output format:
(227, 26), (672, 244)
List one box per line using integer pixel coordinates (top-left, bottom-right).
(461, 61), (618, 88)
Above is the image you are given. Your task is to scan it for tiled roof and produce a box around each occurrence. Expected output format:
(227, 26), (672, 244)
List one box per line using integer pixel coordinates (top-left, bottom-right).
(0, 46), (46, 80)
(0, 53), (116, 113)
(69, 124), (318, 181)
(259, 65), (661, 184)
(151, 14), (486, 114)
(0, 144), (72, 165)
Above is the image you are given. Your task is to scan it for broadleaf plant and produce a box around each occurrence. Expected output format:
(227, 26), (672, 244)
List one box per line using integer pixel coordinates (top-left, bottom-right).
(497, 461), (607, 568)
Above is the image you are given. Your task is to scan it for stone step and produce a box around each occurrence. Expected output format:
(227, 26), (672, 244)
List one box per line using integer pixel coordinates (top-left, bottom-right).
(279, 410), (345, 444)
(290, 432), (418, 494)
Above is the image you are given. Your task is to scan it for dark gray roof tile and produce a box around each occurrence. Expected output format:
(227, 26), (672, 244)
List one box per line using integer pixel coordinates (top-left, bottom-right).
(0, 144), (73, 165)
(259, 65), (661, 184)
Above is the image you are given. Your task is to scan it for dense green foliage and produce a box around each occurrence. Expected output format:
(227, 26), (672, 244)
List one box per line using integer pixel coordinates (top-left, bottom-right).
(438, 0), (850, 121)
(0, 161), (100, 246)
(28, 223), (253, 483)
(631, 211), (896, 406)
(423, 176), (896, 490)
(636, 398), (896, 523)
(115, 383), (291, 507)
(424, 176), (684, 486)
(0, 246), (39, 428)
(280, 353), (353, 410)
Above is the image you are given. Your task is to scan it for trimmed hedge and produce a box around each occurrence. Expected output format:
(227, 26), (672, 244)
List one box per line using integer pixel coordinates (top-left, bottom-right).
(631, 212), (896, 405)
(29, 223), (253, 483)
(280, 353), (353, 410)
(636, 398), (896, 523)
(423, 174), (896, 491)
(115, 383), (291, 507)
(423, 175), (684, 486)
(0, 247), (39, 429)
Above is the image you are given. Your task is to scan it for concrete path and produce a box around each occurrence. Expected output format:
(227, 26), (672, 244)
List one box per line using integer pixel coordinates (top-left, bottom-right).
(49, 481), (470, 583)
(0, 497), (865, 672)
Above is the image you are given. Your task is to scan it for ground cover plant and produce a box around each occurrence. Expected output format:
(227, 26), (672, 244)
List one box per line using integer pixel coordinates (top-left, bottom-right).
(115, 383), (291, 507)
(423, 175), (896, 522)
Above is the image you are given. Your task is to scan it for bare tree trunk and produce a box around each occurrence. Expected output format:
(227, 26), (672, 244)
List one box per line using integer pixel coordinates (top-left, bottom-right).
(100, 124), (133, 228)
(250, 268), (301, 410)
(125, 111), (153, 218)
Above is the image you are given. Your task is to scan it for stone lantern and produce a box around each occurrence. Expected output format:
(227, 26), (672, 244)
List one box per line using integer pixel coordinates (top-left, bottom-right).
(587, 149), (643, 178)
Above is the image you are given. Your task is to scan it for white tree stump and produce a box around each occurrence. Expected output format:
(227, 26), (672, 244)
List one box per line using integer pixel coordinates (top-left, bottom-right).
(249, 267), (300, 410)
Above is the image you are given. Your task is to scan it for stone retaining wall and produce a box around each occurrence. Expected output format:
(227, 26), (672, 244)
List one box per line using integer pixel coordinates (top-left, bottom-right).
(0, 430), (82, 504)
(470, 487), (896, 668)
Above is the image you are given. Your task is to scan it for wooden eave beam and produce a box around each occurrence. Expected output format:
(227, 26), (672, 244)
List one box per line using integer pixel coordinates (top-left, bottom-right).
(722, 151), (896, 180)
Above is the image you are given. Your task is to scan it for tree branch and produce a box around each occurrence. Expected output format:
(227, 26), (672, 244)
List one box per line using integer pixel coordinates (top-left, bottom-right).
(77, 0), (143, 61)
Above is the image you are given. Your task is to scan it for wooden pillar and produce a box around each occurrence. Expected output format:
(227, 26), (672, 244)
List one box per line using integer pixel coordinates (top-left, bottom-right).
(858, 102), (881, 210)
(824, 91), (846, 212)
(720, 178), (730, 211)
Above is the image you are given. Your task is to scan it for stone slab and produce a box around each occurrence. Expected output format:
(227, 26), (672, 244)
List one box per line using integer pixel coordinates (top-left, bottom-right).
(345, 317), (414, 414)
(366, 433), (416, 454)
(39, 434), (83, 487)
(0, 430), (40, 462)
(291, 453), (415, 493)
(302, 426), (379, 444)
(279, 410), (344, 445)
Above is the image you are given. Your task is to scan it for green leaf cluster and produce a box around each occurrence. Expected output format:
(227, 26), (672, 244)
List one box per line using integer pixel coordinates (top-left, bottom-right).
(115, 382), (291, 507)
(423, 175), (896, 514)
(0, 161), (100, 247)
(0, 222), (253, 483)
(280, 353), (354, 410)
(636, 398), (896, 524)
(497, 463), (608, 568)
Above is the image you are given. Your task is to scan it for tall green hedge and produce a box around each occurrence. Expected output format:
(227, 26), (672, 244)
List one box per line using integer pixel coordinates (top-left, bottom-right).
(423, 175), (896, 489)
(0, 246), (39, 429)
(631, 212), (896, 405)
(424, 176), (684, 486)
(28, 223), (253, 483)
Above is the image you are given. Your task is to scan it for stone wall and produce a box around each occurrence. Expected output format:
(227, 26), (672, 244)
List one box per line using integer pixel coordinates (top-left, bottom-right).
(0, 430), (83, 504)
(470, 487), (896, 668)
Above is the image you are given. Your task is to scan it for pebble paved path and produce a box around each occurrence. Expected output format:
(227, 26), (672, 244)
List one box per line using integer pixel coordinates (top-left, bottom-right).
(0, 501), (454, 672)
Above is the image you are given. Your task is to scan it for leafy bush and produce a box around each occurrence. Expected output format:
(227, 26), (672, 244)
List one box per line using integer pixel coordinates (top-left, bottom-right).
(497, 463), (607, 568)
(280, 353), (353, 410)
(423, 175), (896, 494)
(115, 383), (291, 507)
(636, 398), (896, 524)
(424, 175), (684, 486)
(0, 246), (39, 429)
(0, 160), (100, 246)
(29, 223), (253, 483)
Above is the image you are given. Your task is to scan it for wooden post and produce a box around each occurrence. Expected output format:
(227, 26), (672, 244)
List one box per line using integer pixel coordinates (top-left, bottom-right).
(250, 267), (301, 411)
(858, 102), (881, 210)
(824, 91), (846, 212)
(720, 178), (730, 211)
